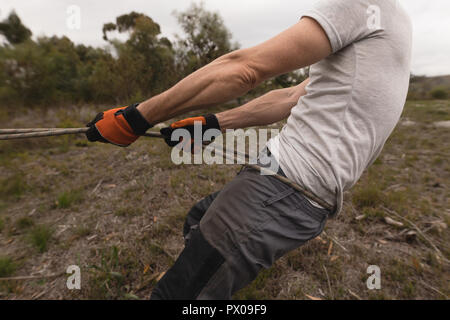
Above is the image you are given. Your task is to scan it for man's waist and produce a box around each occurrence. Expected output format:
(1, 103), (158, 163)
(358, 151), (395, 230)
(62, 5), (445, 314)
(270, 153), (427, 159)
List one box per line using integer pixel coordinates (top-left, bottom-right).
(258, 146), (336, 213)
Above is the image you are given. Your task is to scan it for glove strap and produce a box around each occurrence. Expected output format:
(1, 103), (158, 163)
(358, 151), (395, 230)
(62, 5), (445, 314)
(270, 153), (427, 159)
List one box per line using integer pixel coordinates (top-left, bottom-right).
(116, 103), (153, 135)
(204, 114), (221, 131)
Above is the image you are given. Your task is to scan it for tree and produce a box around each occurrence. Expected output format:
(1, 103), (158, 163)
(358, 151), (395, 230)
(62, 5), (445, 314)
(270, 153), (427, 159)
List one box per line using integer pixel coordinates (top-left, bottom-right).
(174, 2), (239, 75)
(0, 11), (32, 44)
(1, 7), (303, 108)
(0, 35), (85, 106)
(101, 12), (176, 101)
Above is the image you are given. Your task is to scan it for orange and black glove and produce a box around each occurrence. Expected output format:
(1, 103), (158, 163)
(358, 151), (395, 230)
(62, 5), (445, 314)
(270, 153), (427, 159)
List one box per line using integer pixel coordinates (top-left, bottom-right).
(86, 103), (153, 147)
(160, 114), (221, 150)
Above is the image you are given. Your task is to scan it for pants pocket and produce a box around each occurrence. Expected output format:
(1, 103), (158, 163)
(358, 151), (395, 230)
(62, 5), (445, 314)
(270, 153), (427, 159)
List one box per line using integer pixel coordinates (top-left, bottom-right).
(262, 188), (295, 207)
(260, 187), (327, 238)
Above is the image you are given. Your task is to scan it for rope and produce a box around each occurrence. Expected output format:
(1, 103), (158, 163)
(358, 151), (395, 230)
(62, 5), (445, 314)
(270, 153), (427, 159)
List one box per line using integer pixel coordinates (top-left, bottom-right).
(0, 128), (169, 140)
(0, 128), (62, 133)
(0, 127), (334, 211)
(0, 128), (89, 140)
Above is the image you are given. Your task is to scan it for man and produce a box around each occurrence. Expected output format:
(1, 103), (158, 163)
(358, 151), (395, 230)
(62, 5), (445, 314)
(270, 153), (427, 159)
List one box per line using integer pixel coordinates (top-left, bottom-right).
(86, 0), (412, 299)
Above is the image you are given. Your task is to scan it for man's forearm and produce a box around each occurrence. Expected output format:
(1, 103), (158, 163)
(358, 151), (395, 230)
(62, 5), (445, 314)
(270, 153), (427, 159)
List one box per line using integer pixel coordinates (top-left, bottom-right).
(137, 50), (261, 125)
(216, 78), (309, 130)
(136, 17), (330, 127)
(88, 18), (330, 147)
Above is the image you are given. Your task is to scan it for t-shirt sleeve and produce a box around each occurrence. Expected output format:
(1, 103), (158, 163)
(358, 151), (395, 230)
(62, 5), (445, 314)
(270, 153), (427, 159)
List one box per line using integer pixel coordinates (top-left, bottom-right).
(301, 0), (378, 53)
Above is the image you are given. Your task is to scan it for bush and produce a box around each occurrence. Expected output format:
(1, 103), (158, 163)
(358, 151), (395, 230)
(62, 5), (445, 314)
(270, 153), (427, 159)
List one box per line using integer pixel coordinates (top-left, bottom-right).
(430, 88), (448, 100)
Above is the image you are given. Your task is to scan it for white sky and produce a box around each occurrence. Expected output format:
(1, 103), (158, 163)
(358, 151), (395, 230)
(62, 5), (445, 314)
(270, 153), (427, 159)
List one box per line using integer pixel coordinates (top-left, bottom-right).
(1, 0), (449, 76)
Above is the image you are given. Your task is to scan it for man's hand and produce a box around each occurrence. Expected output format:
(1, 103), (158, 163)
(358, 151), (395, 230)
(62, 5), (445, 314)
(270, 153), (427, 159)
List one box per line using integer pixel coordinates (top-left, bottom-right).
(160, 114), (221, 150)
(86, 103), (153, 147)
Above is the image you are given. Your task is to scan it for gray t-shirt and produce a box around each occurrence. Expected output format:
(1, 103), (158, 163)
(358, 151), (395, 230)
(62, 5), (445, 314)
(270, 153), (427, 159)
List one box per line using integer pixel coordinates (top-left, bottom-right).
(267, 0), (412, 215)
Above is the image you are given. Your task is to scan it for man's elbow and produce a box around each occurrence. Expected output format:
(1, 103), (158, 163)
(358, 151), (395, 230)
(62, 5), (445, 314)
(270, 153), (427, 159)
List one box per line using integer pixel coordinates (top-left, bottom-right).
(238, 64), (259, 90)
(217, 50), (262, 91)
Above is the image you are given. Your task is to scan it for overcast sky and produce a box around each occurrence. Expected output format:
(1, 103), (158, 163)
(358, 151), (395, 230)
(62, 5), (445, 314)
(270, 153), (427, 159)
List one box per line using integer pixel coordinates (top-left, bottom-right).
(1, 0), (449, 76)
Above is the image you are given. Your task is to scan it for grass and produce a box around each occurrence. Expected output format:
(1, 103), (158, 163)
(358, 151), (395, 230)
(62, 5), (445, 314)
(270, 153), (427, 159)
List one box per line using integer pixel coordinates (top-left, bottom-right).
(87, 246), (142, 299)
(0, 256), (16, 277)
(164, 205), (188, 228)
(114, 206), (142, 217)
(29, 225), (54, 253)
(0, 172), (28, 200)
(73, 225), (91, 238)
(382, 259), (422, 299)
(16, 217), (34, 229)
(233, 267), (282, 300)
(360, 207), (385, 220)
(352, 183), (383, 209)
(57, 190), (83, 209)
(0, 100), (448, 299)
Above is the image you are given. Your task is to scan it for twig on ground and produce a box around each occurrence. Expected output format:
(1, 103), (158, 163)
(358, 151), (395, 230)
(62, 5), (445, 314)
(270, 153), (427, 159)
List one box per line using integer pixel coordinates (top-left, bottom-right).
(323, 265), (333, 300)
(347, 289), (363, 300)
(92, 178), (104, 195)
(420, 280), (448, 299)
(0, 272), (65, 282)
(322, 231), (348, 252)
(32, 289), (49, 300)
(381, 206), (446, 263)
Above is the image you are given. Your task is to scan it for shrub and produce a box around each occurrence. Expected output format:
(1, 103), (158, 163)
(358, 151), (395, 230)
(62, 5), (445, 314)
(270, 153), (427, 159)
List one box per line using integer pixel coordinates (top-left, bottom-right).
(430, 88), (448, 100)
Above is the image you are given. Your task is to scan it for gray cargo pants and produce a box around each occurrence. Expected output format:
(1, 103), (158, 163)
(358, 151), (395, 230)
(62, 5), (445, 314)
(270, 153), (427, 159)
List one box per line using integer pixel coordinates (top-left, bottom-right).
(150, 149), (330, 300)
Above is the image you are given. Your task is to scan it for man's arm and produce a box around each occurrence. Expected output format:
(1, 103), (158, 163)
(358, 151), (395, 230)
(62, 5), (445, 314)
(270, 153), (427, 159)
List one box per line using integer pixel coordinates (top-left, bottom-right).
(217, 78), (309, 130)
(137, 17), (330, 125)
(86, 17), (330, 146)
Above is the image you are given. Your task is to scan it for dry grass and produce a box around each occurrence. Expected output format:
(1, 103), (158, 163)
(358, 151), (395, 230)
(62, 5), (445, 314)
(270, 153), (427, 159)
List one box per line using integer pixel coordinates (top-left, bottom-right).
(0, 101), (449, 300)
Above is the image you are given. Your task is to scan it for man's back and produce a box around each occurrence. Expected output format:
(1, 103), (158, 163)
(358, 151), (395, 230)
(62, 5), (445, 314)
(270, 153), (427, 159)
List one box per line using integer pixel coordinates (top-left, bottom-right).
(269, 0), (413, 215)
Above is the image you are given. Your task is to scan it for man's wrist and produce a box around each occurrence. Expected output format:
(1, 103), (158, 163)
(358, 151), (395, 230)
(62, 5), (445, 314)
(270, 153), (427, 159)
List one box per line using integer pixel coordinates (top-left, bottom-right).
(136, 96), (166, 126)
(119, 103), (153, 135)
(204, 114), (221, 132)
(215, 112), (234, 132)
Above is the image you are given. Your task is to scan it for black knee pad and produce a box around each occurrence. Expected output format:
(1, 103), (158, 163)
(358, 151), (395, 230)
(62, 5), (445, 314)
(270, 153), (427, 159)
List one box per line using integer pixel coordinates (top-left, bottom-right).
(150, 227), (225, 300)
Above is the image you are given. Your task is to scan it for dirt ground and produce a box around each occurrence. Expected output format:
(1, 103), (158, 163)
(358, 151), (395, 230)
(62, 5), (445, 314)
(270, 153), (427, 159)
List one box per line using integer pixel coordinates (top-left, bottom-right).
(0, 100), (449, 300)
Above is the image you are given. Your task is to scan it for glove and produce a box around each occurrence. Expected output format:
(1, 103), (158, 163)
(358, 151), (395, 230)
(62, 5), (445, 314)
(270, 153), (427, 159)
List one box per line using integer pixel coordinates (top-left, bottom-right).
(86, 103), (153, 147)
(160, 114), (221, 150)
